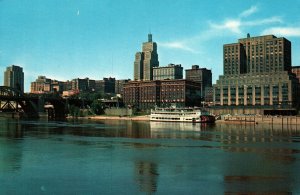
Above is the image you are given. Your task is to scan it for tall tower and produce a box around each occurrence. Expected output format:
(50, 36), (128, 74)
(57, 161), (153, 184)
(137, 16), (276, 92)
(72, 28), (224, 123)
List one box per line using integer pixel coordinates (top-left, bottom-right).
(134, 34), (159, 81)
(4, 65), (24, 92)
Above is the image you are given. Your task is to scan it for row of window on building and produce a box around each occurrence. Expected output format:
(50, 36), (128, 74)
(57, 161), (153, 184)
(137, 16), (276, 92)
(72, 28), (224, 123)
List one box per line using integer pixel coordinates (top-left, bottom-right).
(214, 83), (291, 106)
(123, 80), (202, 110)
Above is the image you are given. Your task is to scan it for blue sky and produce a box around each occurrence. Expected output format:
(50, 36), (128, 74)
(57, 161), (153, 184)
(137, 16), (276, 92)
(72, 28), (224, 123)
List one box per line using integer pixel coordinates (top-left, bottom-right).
(1, 0), (300, 92)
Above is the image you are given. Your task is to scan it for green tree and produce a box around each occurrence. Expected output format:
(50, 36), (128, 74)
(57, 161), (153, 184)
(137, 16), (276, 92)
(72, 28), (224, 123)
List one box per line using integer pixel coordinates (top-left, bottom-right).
(68, 105), (80, 117)
(90, 100), (104, 115)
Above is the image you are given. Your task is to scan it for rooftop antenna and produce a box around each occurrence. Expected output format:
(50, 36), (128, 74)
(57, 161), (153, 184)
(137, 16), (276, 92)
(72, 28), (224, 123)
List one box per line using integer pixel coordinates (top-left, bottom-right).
(148, 28), (152, 42)
(111, 54), (114, 77)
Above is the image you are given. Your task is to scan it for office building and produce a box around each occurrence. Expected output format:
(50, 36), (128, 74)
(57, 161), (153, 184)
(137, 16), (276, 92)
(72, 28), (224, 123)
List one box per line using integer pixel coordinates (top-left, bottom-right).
(30, 76), (52, 94)
(185, 65), (212, 101)
(134, 52), (144, 81)
(51, 80), (65, 93)
(71, 78), (89, 92)
(103, 77), (115, 94)
(95, 80), (105, 93)
(222, 34), (291, 75)
(31, 76), (65, 94)
(62, 80), (73, 91)
(4, 65), (24, 92)
(61, 78), (96, 96)
(115, 79), (130, 95)
(204, 86), (214, 104)
(134, 34), (159, 81)
(213, 34), (299, 115)
(153, 64), (183, 80)
(94, 77), (116, 94)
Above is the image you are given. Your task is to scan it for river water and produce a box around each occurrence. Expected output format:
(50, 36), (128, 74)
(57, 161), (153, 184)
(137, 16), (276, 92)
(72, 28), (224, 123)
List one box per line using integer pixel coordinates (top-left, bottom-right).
(0, 118), (300, 194)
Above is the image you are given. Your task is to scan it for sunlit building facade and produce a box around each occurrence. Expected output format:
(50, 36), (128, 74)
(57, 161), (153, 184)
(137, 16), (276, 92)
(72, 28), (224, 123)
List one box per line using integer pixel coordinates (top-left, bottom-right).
(134, 34), (159, 81)
(123, 80), (201, 110)
(213, 34), (300, 114)
(153, 64), (183, 80)
(30, 76), (52, 94)
(31, 76), (65, 94)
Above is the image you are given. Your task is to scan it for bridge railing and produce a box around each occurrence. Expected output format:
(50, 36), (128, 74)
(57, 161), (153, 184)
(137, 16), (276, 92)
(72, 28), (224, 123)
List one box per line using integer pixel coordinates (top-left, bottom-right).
(0, 86), (24, 97)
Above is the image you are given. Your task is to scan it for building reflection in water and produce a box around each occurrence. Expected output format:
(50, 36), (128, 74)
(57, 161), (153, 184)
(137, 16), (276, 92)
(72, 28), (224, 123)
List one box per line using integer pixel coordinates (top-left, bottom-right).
(149, 121), (217, 142)
(0, 118), (24, 139)
(68, 119), (152, 139)
(134, 161), (159, 194)
(1, 118), (299, 193)
(0, 118), (24, 172)
(143, 121), (300, 194)
(216, 123), (300, 194)
(126, 121), (151, 138)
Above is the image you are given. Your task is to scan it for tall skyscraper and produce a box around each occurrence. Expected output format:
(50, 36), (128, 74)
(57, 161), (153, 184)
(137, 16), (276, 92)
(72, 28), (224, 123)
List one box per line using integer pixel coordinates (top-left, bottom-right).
(4, 65), (24, 92)
(134, 34), (159, 81)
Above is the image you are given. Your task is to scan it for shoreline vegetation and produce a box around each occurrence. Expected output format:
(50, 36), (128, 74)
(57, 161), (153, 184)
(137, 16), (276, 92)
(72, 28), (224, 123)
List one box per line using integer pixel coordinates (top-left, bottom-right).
(69, 115), (300, 125)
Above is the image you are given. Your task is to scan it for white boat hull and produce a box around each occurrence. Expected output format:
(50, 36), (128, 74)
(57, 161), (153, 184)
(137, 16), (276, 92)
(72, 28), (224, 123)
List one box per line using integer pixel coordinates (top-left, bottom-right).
(150, 108), (215, 123)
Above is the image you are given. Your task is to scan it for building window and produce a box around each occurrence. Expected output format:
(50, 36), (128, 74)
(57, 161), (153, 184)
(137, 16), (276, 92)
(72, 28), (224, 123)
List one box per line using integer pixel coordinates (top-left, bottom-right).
(230, 87), (236, 104)
(238, 86), (244, 105)
(255, 86), (261, 105)
(264, 85), (270, 105)
(246, 86), (252, 105)
(272, 85), (279, 105)
(282, 83), (289, 104)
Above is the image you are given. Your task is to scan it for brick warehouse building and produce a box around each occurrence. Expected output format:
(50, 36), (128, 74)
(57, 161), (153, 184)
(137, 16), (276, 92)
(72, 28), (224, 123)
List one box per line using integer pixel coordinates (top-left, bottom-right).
(123, 80), (201, 110)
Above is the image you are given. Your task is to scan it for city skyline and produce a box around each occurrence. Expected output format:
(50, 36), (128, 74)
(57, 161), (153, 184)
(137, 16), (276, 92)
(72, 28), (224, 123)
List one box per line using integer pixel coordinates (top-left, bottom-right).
(1, 0), (300, 92)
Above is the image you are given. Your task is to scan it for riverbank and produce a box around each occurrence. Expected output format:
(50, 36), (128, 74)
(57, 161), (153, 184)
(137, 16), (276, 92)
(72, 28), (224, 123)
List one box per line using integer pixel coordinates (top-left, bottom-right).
(218, 115), (300, 125)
